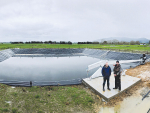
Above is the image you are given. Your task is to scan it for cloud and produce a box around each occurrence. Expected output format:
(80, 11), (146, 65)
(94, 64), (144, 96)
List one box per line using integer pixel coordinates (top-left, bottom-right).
(0, 0), (150, 42)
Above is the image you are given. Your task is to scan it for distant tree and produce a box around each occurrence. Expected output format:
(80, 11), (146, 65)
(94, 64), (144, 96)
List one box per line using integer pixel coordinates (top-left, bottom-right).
(44, 41), (49, 44)
(149, 40), (150, 44)
(25, 42), (30, 44)
(31, 41), (43, 44)
(122, 41), (126, 45)
(103, 41), (107, 44)
(87, 41), (92, 44)
(92, 41), (99, 44)
(107, 40), (112, 44)
(11, 42), (24, 44)
(48, 41), (52, 44)
(52, 41), (56, 44)
(112, 39), (119, 44)
(135, 41), (140, 45)
(101, 39), (105, 43)
(56, 42), (60, 44)
(78, 42), (87, 44)
(124, 41), (130, 45)
(60, 41), (66, 44)
(130, 41), (136, 45)
(118, 41), (123, 45)
(68, 41), (72, 44)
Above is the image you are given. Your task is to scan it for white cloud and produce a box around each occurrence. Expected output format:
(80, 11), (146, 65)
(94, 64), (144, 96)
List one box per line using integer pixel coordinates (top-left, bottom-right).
(0, 0), (150, 42)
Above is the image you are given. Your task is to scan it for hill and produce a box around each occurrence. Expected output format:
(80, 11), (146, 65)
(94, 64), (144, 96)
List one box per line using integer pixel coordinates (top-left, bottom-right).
(95, 37), (149, 43)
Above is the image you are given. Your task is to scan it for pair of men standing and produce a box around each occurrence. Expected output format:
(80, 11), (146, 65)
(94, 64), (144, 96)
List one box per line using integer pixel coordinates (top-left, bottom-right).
(101, 61), (121, 91)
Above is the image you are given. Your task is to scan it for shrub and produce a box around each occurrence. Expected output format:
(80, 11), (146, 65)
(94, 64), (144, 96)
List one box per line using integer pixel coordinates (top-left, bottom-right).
(35, 95), (40, 98)
(12, 108), (18, 113)
(0, 108), (9, 112)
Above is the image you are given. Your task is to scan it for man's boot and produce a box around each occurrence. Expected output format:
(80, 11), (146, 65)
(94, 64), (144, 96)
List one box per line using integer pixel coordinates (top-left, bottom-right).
(107, 84), (111, 91)
(103, 83), (105, 91)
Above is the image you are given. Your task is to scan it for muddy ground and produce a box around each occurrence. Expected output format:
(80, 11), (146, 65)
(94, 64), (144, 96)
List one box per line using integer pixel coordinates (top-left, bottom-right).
(126, 62), (150, 87)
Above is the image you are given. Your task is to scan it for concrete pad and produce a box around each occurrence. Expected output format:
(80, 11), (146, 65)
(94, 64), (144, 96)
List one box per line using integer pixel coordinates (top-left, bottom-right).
(82, 74), (141, 101)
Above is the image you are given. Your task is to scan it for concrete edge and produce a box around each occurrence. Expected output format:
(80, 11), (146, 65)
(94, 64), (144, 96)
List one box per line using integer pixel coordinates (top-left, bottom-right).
(82, 79), (109, 101)
(82, 78), (141, 102)
(108, 78), (141, 101)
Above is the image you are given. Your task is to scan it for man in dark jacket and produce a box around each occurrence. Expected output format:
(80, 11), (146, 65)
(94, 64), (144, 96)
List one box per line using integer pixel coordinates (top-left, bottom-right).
(113, 61), (121, 91)
(140, 53), (147, 64)
(101, 62), (111, 91)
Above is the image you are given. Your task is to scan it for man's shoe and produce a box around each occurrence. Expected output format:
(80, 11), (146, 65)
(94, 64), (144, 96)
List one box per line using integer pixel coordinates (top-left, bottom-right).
(108, 88), (111, 91)
(103, 88), (105, 91)
(113, 88), (117, 89)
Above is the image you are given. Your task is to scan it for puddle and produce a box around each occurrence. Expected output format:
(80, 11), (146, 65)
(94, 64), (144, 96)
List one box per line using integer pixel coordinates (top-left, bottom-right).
(7, 87), (17, 93)
(5, 101), (12, 105)
(99, 90), (150, 113)
(11, 86), (15, 88)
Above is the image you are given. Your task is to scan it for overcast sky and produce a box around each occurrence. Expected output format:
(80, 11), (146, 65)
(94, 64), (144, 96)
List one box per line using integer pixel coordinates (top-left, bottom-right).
(0, 0), (150, 42)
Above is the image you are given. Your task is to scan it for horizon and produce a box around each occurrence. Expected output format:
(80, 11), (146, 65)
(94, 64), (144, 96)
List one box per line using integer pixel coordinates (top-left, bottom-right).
(1, 37), (149, 43)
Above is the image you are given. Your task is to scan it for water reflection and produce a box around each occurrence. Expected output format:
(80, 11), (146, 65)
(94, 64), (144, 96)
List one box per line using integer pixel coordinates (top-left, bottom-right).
(0, 56), (100, 81)
(0, 56), (139, 82)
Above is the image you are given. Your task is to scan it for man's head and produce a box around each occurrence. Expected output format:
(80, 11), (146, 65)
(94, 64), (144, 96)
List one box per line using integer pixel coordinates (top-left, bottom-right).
(116, 60), (119, 65)
(105, 62), (108, 67)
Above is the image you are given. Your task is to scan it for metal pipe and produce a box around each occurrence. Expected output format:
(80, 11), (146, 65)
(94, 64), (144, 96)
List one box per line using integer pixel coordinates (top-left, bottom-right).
(142, 90), (150, 101)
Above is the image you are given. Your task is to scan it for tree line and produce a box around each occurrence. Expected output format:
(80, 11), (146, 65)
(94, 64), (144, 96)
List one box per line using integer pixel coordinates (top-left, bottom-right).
(10, 40), (150, 45)
(10, 41), (72, 44)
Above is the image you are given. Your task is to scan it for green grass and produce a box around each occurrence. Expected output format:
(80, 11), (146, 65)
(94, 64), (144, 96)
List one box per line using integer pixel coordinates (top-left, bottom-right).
(0, 84), (97, 113)
(0, 43), (150, 52)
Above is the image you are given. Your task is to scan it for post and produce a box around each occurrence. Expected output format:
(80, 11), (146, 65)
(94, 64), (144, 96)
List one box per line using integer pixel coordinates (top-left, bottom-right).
(30, 81), (32, 87)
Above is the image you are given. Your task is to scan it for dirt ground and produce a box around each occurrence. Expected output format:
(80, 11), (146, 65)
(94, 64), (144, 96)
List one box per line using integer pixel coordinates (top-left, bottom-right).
(126, 62), (150, 87)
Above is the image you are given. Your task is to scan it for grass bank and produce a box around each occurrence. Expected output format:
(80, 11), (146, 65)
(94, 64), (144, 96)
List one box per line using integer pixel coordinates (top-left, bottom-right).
(0, 84), (102, 113)
(0, 44), (150, 52)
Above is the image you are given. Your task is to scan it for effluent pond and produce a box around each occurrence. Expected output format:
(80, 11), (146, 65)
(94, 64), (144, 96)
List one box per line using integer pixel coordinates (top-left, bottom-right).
(0, 56), (100, 83)
(0, 48), (148, 86)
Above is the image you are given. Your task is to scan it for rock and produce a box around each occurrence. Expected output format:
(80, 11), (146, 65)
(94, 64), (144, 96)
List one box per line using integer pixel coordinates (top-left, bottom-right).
(65, 102), (69, 105)
(22, 88), (26, 92)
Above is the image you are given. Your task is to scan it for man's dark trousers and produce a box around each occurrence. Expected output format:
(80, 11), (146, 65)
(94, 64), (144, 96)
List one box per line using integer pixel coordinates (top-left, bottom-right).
(115, 74), (121, 90)
(103, 77), (110, 89)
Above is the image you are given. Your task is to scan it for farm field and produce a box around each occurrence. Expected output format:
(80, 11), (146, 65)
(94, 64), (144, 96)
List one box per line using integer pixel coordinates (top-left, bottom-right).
(0, 44), (150, 52)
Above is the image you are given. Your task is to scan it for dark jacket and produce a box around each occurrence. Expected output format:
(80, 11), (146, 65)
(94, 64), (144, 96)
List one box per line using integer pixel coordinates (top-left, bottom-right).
(142, 54), (146, 60)
(113, 64), (121, 75)
(102, 65), (111, 78)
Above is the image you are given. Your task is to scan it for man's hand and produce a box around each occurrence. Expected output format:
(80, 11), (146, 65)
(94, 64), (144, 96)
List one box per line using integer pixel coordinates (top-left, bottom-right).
(114, 74), (116, 76)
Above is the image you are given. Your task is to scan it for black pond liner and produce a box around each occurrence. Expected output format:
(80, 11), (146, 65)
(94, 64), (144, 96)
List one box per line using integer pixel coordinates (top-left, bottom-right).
(0, 49), (149, 86)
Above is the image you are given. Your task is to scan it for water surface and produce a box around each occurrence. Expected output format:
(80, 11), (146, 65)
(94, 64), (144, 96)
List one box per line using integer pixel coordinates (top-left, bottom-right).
(0, 56), (100, 82)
